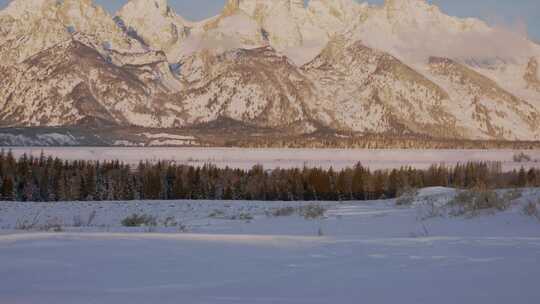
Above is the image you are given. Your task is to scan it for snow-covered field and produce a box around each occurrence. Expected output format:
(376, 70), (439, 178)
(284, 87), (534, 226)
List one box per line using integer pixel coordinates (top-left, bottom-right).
(3, 147), (540, 170)
(1, 188), (540, 303)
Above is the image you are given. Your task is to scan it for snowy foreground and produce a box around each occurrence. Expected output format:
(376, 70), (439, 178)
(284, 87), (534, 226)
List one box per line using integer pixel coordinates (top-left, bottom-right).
(1, 188), (540, 303)
(5, 147), (540, 171)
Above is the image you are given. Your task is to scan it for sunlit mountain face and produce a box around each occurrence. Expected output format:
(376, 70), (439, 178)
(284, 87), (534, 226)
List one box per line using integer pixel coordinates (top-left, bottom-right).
(0, 0), (539, 144)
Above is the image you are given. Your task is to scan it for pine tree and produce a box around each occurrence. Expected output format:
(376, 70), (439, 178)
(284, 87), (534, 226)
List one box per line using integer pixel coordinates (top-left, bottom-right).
(387, 169), (400, 198)
(518, 167), (528, 187)
(527, 169), (537, 186)
(1, 176), (14, 201)
(172, 173), (185, 199)
(85, 168), (97, 200)
(223, 186), (233, 200)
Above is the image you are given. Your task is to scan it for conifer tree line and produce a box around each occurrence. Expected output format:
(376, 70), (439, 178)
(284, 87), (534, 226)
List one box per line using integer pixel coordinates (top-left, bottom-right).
(233, 134), (540, 150)
(0, 150), (538, 202)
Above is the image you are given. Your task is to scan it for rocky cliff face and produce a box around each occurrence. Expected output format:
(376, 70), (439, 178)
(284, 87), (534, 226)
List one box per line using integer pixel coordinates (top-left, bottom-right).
(525, 57), (540, 92)
(303, 38), (459, 137)
(1, 0), (540, 142)
(116, 0), (191, 60)
(0, 0), (148, 65)
(428, 57), (540, 140)
(0, 36), (179, 128)
(173, 46), (317, 133)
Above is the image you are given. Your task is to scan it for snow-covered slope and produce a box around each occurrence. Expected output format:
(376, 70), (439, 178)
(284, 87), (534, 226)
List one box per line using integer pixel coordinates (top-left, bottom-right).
(115, 0), (366, 65)
(427, 57), (540, 140)
(0, 0), (148, 64)
(1, 0), (540, 141)
(175, 46), (316, 131)
(345, 0), (540, 113)
(303, 38), (458, 137)
(116, 0), (191, 60)
(233, 0), (367, 65)
(0, 36), (182, 128)
(1, 188), (540, 303)
(303, 37), (540, 140)
(348, 0), (491, 61)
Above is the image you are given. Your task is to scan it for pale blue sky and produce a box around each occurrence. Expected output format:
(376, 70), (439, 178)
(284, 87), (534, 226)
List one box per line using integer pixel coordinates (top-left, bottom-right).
(1, 0), (539, 40)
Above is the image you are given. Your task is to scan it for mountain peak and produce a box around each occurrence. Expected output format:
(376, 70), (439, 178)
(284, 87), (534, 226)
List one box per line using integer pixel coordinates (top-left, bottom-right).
(363, 0), (488, 35)
(383, 0), (439, 17)
(1, 0), (540, 141)
(3, 0), (52, 11)
(384, 0), (429, 7)
(0, 0), (149, 63)
(2, 0), (89, 16)
(234, 0), (306, 13)
(120, 0), (172, 16)
(1, 0), (113, 23)
(117, 0), (190, 61)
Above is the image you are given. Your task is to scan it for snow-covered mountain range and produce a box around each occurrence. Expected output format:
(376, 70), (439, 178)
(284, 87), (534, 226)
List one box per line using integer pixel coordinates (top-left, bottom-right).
(1, 0), (540, 142)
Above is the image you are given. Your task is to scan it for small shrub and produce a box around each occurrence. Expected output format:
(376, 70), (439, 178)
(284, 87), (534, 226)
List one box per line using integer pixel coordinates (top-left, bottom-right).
(121, 214), (157, 227)
(523, 201), (539, 219)
(503, 189), (523, 202)
(240, 213), (253, 220)
(163, 216), (178, 227)
(73, 210), (97, 227)
(396, 187), (419, 206)
(15, 213), (41, 230)
(300, 205), (326, 220)
(15, 220), (35, 230)
(209, 209), (225, 218)
(272, 206), (296, 217)
(43, 217), (63, 232)
(177, 223), (189, 233)
(449, 188), (510, 216)
(417, 197), (443, 220)
(161, 216), (188, 232)
(231, 212), (253, 221)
